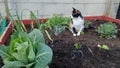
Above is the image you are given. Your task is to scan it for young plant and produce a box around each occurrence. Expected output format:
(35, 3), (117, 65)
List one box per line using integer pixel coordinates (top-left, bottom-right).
(74, 43), (82, 49)
(98, 22), (117, 38)
(45, 15), (71, 36)
(53, 25), (65, 36)
(98, 44), (110, 51)
(84, 21), (92, 28)
(0, 29), (53, 68)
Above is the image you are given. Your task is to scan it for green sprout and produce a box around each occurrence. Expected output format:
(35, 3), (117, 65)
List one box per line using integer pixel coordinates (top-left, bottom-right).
(74, 43), (82, 49)
(84, 21), (92, 28)
(80, 31), (84, 35)
(98, 44), (110, 51)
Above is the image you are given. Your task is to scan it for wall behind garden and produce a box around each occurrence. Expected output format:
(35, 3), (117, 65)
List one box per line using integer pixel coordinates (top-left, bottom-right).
(0, 0), (120, 19)
(0, 0), (6, 16)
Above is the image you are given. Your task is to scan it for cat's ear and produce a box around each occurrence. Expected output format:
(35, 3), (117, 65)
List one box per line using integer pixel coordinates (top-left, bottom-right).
(72, 7), (76, 11)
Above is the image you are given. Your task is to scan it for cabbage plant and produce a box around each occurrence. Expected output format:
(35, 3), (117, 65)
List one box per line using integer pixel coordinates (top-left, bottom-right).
(0, 29), (53, 68)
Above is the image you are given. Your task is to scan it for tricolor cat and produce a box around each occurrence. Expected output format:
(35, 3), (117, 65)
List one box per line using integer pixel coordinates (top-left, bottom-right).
(70, 8), (84, 36)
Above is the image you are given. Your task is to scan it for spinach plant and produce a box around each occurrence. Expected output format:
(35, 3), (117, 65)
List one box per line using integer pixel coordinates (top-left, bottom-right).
(98, 22), (117, 38)
(0, 29), (53, 68)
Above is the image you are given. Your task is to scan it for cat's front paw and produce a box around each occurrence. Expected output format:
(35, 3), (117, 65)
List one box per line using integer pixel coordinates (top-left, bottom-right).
(73, 34), (77, 36)
(77, 33), (80, 36)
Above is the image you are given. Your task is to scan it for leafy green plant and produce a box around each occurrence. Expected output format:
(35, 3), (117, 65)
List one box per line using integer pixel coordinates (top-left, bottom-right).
(98, 22), (117, 38)
(45, 15), (71, 36)
(53, 25), (65, 36)
(80, 31), (84, 35)
(98, 44), (110, 51)
(0, 10), (53, 68)
(74, 43), (82, 49)
(45, 15), (71, 29)
(84, 21), (92, 28)
(0, 29), (53, 68)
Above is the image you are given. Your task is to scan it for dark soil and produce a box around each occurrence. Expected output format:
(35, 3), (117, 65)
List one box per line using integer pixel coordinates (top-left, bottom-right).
(3, 20), (120, 68)
(44, 20), (120, 68)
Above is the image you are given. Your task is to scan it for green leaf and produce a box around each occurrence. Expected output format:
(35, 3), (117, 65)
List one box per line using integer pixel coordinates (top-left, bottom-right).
(25, 62), (35, 68)
(9, 31), (30, 54)
(11, 31), (29, 42)
(28, 44), (35, 62)
(29, 29), (45, 44)
(3, 58), (25, 68)
(0, 45), (10, 59)
(98, 22), (117, 38)
(34, 43), (53, 68)
(12, 42), (29, 64)
(101, 45), (110, 50)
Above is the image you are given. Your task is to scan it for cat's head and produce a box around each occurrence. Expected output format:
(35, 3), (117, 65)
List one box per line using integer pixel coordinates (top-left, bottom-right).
(72, 7), (83, 18)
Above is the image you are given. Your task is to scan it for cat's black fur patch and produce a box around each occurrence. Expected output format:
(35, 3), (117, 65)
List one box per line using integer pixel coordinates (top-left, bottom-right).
(72, 27), (77, 34)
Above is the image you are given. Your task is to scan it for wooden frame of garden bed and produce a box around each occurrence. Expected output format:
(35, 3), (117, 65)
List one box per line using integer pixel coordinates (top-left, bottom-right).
(0, 16), (120, 45)
(0, 21), (12, 45)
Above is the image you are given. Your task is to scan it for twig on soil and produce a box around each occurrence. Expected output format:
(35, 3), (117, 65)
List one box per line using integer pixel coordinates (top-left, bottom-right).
(87, 46), (94, 56)
(77, 36), (94, 56)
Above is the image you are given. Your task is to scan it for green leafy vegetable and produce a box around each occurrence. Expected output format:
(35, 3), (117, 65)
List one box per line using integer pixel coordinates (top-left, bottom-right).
(0, 29), (53, 68)
(45, 15), (71, 35)
(98, 22), (117, 38)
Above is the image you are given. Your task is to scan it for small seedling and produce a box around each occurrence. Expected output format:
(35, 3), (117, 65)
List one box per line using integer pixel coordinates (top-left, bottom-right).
(84, 21), (92, 28)
(74, 43), (82, 49)
(98, 44), (110, 51)
(80, 31), (84, 35)
(45, 15), (71, 36)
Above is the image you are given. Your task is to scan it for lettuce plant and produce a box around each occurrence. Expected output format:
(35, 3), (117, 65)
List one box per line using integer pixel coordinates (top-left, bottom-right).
(98, 22), (117, 38)
(0, 29), (53, 68)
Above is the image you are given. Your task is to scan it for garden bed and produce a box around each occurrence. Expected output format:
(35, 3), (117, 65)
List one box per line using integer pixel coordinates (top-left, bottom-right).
(24, 16), (120, 68)
(0, 19), (12, 45)
(3, 16), (120, 68)
(44, 20), (120, 68)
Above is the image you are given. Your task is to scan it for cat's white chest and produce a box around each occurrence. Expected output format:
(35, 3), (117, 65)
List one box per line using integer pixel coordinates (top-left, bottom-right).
(72, 17), (84, 31)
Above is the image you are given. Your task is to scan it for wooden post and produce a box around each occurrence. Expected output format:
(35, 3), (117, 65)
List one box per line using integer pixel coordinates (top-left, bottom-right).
(104, 0), (113, 16)
(4, 0), (9, 17)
